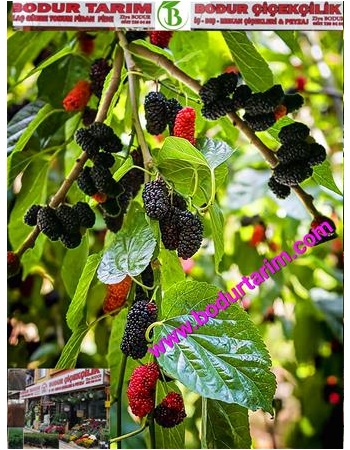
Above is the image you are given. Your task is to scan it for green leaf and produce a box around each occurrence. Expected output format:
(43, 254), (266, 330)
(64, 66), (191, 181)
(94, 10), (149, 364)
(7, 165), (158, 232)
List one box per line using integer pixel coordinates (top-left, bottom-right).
(8, 159), (49, 250)
(62, 234), (90, 299)
(7, 100), (56, 153)
(66, 253), (102, 331)
(312, 160), (343, 196)
(21, 233), (47, 278)
(223, 32), (274, 91)
(275, 31), (302, 54)
(97, 212), (157, 284)
(197, 137), (235, 169)
(153, 281), (276, 413)
(208, 203), (225, 272)
(204, 398), (251, 449)
(155, 137), (211, 203)
(16, 45), (75, 85)
(7, 31), (55, 81)
(158, 248), (185, 291)
(37, 54), (91, 108)
(170, 32), (232, 81)
(55, 325), (89, 369)
(112, 156), (133, 182)
(155, 382), (186, 449)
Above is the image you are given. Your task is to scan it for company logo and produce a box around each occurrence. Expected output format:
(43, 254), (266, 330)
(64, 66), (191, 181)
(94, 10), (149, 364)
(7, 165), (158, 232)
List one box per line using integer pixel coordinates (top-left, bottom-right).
(156, 1), (189, 30)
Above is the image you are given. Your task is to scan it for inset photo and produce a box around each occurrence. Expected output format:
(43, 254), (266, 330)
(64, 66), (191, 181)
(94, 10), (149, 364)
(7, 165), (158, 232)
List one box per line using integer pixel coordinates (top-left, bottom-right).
(20, 369), (110, 449)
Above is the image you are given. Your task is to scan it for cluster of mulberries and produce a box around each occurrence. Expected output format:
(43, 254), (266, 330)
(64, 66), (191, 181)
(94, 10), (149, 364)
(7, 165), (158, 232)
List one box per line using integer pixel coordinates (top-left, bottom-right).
(75, 122), (143, 232)
(200, 74), (304, 131)
(144, 92), (183, 136)
(102, 275), (132, 314)
(200, 72), (240, 120)
(120, 295), (158, 359)
(142, 179), (203, 259)
(63, 80), (91, 112)
(24, 202), (95, 248)
(89, 58), (112, 98)
(127, 363), (186, 428)
(268, 122), (327, 198)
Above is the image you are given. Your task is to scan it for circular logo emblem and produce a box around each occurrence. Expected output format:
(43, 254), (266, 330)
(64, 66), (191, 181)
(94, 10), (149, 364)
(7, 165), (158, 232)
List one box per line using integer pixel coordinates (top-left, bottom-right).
(157, 1), (189, 30)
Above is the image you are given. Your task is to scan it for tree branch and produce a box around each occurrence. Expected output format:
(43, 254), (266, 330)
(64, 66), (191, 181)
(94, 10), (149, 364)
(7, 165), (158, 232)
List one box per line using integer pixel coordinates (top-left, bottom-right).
(16, 46), (124, 259)
(129, 42), (322, 218)
(117, 32), (153, 176)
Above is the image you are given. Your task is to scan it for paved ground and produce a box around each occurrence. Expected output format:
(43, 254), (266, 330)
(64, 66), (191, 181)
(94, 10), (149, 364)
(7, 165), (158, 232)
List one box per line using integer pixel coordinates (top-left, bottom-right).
(59, 440), (81, 449)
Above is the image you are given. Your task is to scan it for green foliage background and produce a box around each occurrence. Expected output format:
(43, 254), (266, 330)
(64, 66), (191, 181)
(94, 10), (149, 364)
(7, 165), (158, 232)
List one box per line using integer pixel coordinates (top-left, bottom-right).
(7, 22), (343, 450)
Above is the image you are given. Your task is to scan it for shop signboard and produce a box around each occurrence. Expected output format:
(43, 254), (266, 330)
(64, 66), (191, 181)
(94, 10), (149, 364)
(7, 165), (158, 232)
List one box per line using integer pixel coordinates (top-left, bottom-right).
(20, 369), (105, 399)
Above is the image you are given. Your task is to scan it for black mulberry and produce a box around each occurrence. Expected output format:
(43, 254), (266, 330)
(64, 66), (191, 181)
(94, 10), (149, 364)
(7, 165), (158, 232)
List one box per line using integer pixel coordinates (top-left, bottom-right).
(100, 197), (121, 216)
(278, 122), (310, 144)
(201, 98), (232, 120)
(231, 85), (253, 110)
(268, 176), (291, 199)
(166, 98), (183, 134)
(82, 107), (97, 126)
(77, 167), (98, 196)
(91, 152), (115, 168)
(75, 128), (99, 157)
(144, 92), (168, 135)
(171, 192), (187, 211)
(243, 112), (276, 131)
(60, 232), (82, 249)
(103, 213), (123, 233)
(120, 299), (158, 359)
(72, 202), (95, 228)
(37, 206), (63, 241)
(56, 204), (80, 234)
(24, 204), (42, 226)
(176, 210), (203, 259)
(90, 58), (112, 98)
(308, 143), (327, 166)
(273, 163), (313, 186)
(276, 141), (310, 164)
(142, 178), (171, 220)
(90, 165), (114, 194)
(282, 94), (304, 113)
(159, 211), (180, 251)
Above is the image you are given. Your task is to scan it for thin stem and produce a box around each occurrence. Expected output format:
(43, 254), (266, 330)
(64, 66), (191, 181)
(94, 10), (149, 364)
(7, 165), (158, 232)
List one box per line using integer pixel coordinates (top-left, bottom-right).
(110, 422), (147, 443)
(15, 45), (124, 259)
(130, 275), (155, 291)
(201, 397), (208, 449)
(129, 42), (322, 218)
(159, 80), (201, 104)
(149, 413), (156, 449)
(190, 169), (199, 198)
(117, 31), (153, 177)
(129, 165), (153, 176)
(116, 353), (127, 449)
(145, 320), (165, 342)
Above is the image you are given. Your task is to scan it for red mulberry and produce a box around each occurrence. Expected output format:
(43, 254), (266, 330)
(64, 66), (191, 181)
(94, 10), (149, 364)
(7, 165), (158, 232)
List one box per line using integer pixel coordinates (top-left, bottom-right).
(63, 80), (91, 112)
(149, 31), (173, 48)
(173, 107), (196, 145)
(127, 363), (160, 418)
(102, 275), (132, 314)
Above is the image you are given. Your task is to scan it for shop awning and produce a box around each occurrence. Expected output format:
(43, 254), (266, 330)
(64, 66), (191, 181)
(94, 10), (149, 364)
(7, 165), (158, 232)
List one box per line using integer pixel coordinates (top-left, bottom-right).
(20, 369), (107, 399)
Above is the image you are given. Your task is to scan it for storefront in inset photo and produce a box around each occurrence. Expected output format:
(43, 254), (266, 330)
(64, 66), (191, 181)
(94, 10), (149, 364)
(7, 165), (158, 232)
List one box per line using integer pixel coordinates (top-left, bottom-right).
(21, 369), (110, 449)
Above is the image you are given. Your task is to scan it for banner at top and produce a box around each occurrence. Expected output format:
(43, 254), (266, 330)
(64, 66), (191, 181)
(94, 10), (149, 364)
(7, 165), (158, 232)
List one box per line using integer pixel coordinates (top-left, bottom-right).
(12, 1), (343, 30)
